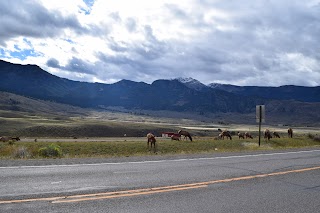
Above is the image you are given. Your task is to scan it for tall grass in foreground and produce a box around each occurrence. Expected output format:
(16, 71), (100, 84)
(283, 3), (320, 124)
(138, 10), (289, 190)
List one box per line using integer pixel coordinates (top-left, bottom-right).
(0, 135), (319, 159)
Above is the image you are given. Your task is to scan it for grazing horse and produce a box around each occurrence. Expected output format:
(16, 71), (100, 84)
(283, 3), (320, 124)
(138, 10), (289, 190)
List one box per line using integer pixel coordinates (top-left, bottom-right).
(245, 132), (253, 139)
(0, 136), (20, 142)
(288, 128), (293, 138)
(264, 129), (272, 141)
(237, 132), (245, 139)
(219, 131), (232, 140)
(146, 133), (156, 152)
(178, 130), (192, 141)
(273, 132), (280, 138)
(171, 134), (180, 141)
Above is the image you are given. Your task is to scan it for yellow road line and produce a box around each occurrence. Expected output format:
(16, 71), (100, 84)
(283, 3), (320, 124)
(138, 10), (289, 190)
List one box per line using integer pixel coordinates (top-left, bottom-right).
(0, 196), (66, 204)
(52, 185), (208, 203)
(1, 165), (320, 204)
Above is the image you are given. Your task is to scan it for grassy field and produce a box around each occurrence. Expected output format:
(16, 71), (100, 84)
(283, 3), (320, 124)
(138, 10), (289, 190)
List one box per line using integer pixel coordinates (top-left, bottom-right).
(1, 108), (320, 159)
(1, 134), (320, 159)
(0, 93), (319, 159)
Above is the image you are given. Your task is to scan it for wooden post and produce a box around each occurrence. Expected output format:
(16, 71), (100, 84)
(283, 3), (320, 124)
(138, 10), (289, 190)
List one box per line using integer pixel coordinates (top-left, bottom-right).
(256, 105), (265, 147)
(258, 105), (262, 147)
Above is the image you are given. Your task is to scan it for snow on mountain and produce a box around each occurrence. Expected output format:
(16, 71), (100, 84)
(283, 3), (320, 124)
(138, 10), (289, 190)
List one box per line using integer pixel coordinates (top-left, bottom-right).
(175, 77), (208, 91)
(207, 83), (224, 89)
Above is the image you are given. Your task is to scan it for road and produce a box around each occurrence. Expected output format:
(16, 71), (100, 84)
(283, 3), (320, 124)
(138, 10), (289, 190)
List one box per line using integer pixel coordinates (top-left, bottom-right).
(1, 149), (320, 212)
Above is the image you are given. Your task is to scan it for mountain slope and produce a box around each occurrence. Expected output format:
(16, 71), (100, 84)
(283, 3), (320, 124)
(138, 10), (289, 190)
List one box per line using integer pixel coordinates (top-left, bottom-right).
(0, 59), (319, 120)
(0, 60), (262, 113)
(208, 83), (320, 102)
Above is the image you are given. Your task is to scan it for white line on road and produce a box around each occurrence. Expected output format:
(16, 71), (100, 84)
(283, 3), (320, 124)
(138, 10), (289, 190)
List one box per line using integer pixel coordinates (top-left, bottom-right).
(1, 149), (320, 169)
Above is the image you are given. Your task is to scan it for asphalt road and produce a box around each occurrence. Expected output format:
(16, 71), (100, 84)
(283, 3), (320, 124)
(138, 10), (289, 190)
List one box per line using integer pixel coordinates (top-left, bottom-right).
(1, 149), (320, 213)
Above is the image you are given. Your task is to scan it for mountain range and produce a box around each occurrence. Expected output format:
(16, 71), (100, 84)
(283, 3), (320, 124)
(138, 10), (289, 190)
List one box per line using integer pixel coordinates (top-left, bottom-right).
(176, 77), (320, 103)
(0, 59), (319, 125)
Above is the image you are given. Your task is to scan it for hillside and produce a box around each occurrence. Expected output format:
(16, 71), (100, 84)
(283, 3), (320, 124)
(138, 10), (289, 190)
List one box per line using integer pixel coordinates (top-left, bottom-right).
(0, 91), (180, 137)
(0, 90), (319, 138)
(0, 60), (262, 113)
(208, 83), (320, 102)
(0, 59), (320, 127)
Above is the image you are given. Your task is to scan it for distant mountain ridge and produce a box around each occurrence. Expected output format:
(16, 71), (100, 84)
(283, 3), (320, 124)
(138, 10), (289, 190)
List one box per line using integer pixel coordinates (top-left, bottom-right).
(207, 83), (320, 103)
(0, 59), (319, 117)
(175, 77), (320, 103)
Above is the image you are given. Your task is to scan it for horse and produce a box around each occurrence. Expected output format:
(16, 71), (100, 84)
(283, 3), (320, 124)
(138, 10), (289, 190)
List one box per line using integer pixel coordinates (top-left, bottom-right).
(237, 132), (245, 139)
(0, 136), (20, 142)
(288, 128), (293, 138)
(264, 129), (272, 141)
(178, 130), (192, 141)
(273, 132), (280, 138)
(171, 134), (180, 141)
(219, 131), (232, 140)
(245, 132), (253, 139)
(146, 133), (156, 152)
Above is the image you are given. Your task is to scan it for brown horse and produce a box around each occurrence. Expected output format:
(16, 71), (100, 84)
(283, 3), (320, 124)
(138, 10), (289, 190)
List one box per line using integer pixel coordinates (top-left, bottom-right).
(264, 129), (272, 141)
(146, 133), (156, 152)
(0, 136), (20, 142)
(219, 131), (232, 140)
(273, 132), (280, 138)
(178, 130), (192, 141)
(171, 134), (180, 141)
(245, 132), (253, 139)
(288, 128), (293, 138)
(237, 132), (245, 139)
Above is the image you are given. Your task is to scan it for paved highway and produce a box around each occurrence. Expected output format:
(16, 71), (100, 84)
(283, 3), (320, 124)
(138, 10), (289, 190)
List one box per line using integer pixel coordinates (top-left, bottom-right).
(1, 149), (320, 212)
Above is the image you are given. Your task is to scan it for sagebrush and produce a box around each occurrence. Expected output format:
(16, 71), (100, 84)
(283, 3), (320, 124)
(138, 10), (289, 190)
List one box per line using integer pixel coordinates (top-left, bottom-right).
(38, 143), (62, 158)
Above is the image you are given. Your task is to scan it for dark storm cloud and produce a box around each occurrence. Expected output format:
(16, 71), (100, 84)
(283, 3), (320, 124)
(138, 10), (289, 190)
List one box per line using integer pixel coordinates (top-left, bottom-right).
(0, 0), (88, 44)
(97, 52), (133, 66)
(96, 47), (174, 82)
(47, 57), (96, 75)
(64, 57), (96, 74)
(97, 51), (155, 74)
(46, 58), (61, 68)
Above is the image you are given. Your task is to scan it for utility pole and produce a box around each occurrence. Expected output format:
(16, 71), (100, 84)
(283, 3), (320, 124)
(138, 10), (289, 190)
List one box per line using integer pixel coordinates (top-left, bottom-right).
(256, 105), (265, 147)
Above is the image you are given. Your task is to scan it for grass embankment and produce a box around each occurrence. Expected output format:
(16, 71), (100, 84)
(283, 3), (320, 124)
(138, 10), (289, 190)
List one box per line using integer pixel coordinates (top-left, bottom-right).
(1, 135), (320, 159)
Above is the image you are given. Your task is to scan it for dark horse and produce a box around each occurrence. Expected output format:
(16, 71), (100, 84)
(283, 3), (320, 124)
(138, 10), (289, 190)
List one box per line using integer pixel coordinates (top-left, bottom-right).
(178, 130), (192, 141)
(264, 129), (272, 141)
(288, 128), (293, 138)
(218, 129), (232, 140)
(146, 133), (157, 152)
(0, 136), (20, 142)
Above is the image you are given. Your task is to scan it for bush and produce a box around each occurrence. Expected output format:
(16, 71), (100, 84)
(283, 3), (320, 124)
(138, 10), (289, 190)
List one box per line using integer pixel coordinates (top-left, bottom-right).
(13, 147), (30, 159)
(8, 140), (15, 145)
(38, 143), (62, 158)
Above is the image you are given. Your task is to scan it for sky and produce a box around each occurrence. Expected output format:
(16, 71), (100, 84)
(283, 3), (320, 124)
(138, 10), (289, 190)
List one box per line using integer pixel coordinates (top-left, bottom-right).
(0, 0), (320, 86)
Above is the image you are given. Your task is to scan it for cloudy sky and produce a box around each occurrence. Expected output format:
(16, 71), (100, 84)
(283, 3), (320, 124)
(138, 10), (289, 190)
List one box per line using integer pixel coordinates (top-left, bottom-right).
(0, 0), (320, 86)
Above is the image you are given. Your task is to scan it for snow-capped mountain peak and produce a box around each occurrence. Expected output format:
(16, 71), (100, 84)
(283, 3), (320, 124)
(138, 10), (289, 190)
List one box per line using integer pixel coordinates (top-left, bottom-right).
(207, 83), (224, 88)
(175, 77), (208, 91)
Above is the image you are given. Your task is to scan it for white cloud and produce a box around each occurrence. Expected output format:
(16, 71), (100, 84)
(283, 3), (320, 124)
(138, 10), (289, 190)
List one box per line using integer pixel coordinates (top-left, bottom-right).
(0, 0), (320, 86)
